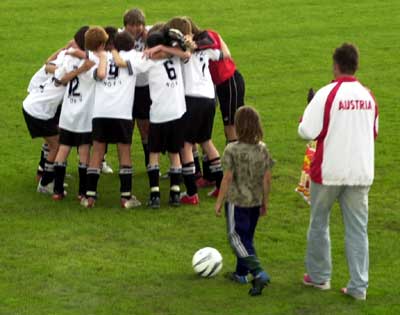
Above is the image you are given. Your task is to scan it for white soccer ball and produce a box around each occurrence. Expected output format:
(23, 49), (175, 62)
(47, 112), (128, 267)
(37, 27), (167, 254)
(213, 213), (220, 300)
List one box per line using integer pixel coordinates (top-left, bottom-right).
(192, 247), (223, 278)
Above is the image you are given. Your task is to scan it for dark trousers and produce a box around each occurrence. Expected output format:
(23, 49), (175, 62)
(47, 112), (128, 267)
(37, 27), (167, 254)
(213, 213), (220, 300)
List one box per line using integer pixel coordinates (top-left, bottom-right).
(225, 202), (261, 276)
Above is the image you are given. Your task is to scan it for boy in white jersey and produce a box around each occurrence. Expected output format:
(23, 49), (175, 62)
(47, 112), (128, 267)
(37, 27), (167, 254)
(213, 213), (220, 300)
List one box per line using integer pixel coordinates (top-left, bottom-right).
(23, 31), (93, 194)
(82, 28), (142, 209)
(166, 17), (226, 205)
(52, 26), (99, 201)
(113, 30), (190, 208)
(123, 8), (152, 167)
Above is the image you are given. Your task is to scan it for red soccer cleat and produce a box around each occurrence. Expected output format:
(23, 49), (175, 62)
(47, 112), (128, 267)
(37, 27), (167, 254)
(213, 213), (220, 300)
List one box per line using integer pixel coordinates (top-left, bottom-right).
(180, 193), (200, 205)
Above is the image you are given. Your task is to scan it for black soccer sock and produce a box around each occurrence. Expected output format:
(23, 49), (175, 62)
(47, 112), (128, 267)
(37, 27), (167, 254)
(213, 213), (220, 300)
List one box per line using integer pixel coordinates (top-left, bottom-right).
(209, 157), (223, 189)
(193, 150), (202, 179)
(169, 167), (182, 197)
(202, 155), (212, 181)
(147, 165), (160, 198)
(37, 143), (49, 176)
(182, 162), (197, 196)
(54, 162), (66, 195)
(119, 166), (133, 200)
(86, 168), (100, 199)
(78, 162), (88, 196)
(40, 160), (55, 186)
(142, 142), (149, 167)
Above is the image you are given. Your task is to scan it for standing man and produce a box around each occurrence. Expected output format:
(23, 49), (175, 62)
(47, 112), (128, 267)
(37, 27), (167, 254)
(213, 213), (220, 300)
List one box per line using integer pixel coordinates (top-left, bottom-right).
(298, 43), (379, 301)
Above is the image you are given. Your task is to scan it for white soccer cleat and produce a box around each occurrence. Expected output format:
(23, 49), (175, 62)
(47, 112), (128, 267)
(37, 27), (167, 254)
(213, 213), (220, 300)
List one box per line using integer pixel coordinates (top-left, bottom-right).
(37, 181), (54, 194)
(121, 195), (142, 209)
(101, 161), (114, 174)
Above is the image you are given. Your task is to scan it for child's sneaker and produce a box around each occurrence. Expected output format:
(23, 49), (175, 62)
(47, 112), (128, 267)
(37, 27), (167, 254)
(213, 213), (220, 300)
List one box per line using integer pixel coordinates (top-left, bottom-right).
(341, 288), (366, 300)
(81, 197), (95, 208)
(248, 271), (270, 296)
(101, 161), (113, 174)
(37, 181), (54, 194)
(207, 187), (220, 198)
(224, 272), (248, 284)
(196, 177), (215, 188)
(169, 193), (181, 207)
(180, 193), (199, 205)
(303, 274), (331, 290)
(148, 196), (160, 209)
(121, 196), (141, 209)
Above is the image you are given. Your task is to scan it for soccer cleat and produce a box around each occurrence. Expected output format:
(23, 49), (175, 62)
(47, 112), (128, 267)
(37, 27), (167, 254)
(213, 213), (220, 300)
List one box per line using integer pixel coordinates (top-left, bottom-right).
(77, 194), (85, 202)
(224, 272), (249, 284)
(196, 177), (215, 188)
(303, 274), (331, 290)
(169, 193), (181, 207)
(101, 161), (114, 174)
(52, 191), (67, 201)
(148, 196), (161, 209)
(249, 271), (270, 296)
(37, 181), (54, 194)
(121, 196), (142, 209)
(81, 197), (95, 208)
(180, 193), (200, 205)
(341, 288), (366, 300)
(207, 187), (220, 198)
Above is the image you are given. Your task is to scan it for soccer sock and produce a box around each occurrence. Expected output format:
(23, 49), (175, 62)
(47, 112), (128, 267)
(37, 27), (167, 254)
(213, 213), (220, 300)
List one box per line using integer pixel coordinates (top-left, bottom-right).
(40, 160), (55, 186)
(37, 143), (49, 176)
(169, 167), (182, 197)
(182, 162), (197, 196)
(242, 255), (264, 277)
(78, 162), (88, 196)
(193, 150), (202, 179)
(54, 162), (67, 195)
(142, 142), (149, 167)
(86, 168), (100, 199)
(209, 157), (223, 189)
(202, 155), (212, 181)
(147, 165), (160, 198)
(119, 166), (133, 200)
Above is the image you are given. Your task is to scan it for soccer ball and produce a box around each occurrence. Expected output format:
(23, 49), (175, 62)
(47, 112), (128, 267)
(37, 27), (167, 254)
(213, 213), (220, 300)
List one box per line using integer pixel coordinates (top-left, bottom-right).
(192, 247), (223, 278)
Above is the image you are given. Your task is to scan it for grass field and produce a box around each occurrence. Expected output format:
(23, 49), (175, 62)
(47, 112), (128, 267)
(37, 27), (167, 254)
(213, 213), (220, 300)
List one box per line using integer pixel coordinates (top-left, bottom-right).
(0, 0), (399, 314)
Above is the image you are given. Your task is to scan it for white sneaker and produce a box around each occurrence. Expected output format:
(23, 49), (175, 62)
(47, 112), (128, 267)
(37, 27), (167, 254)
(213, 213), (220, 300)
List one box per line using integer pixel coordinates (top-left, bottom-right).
(121, 195), (142, 208)
(102, 161), (114, 174)
(303, 274), (331, 290)
(341, 288), (366, 300)
(37, 181), (54, 194)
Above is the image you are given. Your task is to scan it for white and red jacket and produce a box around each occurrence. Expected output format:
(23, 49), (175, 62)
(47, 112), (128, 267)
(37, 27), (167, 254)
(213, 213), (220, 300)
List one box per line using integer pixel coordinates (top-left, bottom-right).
(298, 76), (379, 186)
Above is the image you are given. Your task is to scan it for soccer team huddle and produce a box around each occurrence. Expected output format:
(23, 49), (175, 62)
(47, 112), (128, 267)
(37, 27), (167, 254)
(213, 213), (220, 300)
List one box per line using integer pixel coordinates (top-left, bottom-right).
(22, 8), (247, 209)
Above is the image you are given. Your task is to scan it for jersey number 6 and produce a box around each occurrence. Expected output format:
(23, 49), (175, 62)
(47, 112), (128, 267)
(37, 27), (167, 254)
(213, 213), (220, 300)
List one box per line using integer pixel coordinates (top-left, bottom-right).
(163, 60), (177, 80)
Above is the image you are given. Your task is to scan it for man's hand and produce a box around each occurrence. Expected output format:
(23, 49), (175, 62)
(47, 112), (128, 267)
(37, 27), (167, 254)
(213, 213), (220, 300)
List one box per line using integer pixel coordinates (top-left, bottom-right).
(307, 88), (315, 103)
(260, 203), (268, 217)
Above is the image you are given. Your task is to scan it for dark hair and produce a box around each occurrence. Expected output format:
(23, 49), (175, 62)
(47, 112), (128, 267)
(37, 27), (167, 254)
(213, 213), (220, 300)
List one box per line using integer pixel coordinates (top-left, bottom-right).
(333, 43), (359, 75)
(146, 31), (166, 48)
(123, 8), (145, 26)
(74, 26), (89, 51)
(148, 22), (166, 36)
(114, 31), (135, 51)
(234, 106), (263, 144)
(84, 26), (108, 51)
(104, 26), (118, 49)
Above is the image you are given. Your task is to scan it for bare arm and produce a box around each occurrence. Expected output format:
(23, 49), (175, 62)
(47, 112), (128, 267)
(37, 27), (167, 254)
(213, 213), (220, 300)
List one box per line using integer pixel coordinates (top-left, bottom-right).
(261, 170), (272, 216)
(219, 36), (231, 59)
(44, 63), (57, 74)
(111, 49), (128, 68)
(66, 48), (87, 59)
(95, 52), (107, 80)
(144, 45), (191, 60)
(215, 170), (233, 216)
(59, 59), (95, 85)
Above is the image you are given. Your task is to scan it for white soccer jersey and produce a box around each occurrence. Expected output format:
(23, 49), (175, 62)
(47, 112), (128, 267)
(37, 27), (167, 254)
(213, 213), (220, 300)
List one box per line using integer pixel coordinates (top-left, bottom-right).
(182, 49), (222, 99)
(27, 50), (67, 93)
(23, 75), (67, 120)
(58, 54), (99, 133)
(92, 50), (142, 120)
(135, 56), (186, 123)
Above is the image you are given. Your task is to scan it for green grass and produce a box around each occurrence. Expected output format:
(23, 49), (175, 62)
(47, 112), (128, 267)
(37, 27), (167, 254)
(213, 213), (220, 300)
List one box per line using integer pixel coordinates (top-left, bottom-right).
(0, 0), (399, 314)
